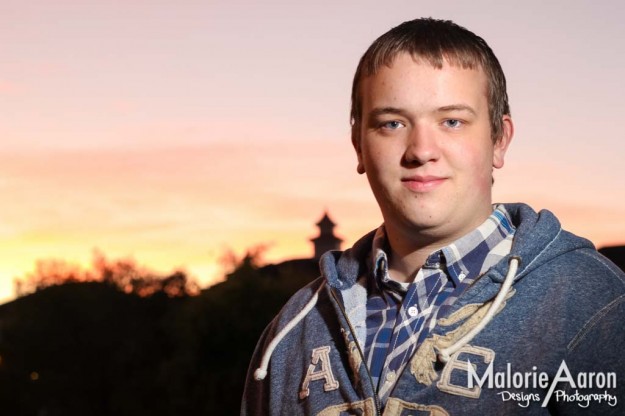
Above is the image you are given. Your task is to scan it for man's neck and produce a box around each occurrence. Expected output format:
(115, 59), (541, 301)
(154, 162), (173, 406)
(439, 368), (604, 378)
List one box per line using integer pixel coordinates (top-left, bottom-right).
(381, 206), (497, 283)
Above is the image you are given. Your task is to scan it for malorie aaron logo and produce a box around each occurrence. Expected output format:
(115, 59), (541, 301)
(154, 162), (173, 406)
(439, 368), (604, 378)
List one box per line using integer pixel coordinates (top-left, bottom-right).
(467, 360), (618, 408)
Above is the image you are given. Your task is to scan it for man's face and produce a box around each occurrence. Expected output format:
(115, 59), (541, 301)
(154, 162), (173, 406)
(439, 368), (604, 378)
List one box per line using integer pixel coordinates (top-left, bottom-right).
(354, 53), (513, 247)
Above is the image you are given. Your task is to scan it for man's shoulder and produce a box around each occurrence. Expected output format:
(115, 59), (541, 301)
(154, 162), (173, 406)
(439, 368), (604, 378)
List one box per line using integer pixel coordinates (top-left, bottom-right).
(508, 227), (625, 335)
(515, 225), (624, 289)
(567, 243), (625, 279)
(246, 276), (328, 372)
(269, 276), (327, 327)
(501, 203), (625, 307)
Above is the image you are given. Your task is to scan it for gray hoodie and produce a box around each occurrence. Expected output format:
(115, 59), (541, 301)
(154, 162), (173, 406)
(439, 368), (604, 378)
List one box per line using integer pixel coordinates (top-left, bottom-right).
(242, 203), (625, 415)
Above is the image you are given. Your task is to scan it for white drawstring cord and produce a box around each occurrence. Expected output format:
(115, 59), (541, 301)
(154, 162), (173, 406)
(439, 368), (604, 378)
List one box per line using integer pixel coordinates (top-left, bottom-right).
(254, 284), (324, 380)
(254, 257), (520, 378)
(437, 256), (520, 363)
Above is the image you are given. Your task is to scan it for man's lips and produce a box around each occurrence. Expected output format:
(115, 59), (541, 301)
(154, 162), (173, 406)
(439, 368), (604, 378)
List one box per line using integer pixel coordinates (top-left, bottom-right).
(401, 175), (447, 192)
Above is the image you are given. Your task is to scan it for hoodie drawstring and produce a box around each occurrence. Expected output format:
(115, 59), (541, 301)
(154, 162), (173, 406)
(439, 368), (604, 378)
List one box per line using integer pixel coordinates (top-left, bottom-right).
(437, 256), (521, 363)
(254, 256), (521, 380)
(254, 284), (324, 380)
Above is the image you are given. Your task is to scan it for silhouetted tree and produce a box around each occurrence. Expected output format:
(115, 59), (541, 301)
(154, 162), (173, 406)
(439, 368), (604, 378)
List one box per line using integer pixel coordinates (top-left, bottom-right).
(15, 251), (199, 298)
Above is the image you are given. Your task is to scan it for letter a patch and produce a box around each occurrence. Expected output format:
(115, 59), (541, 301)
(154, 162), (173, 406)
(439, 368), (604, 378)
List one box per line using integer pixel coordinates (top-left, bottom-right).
(299, 346), (340, 399)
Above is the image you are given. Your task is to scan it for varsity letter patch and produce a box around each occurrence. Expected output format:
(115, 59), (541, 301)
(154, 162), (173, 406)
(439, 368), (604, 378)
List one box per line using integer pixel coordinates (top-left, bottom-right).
(299, 346), (340, 399)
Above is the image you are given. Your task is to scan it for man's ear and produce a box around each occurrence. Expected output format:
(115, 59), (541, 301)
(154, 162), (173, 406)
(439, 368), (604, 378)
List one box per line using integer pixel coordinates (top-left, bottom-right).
(352, 125), (365, 174)
(493, 115), (514, 169)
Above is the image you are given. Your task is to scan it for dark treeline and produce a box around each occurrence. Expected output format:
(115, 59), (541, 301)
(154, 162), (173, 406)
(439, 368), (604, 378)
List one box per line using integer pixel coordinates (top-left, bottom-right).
(0, 252), (319, 415)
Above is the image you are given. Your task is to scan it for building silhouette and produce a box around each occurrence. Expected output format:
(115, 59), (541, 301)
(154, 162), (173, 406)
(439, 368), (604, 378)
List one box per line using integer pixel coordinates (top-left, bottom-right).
(310, 211), (343, 260)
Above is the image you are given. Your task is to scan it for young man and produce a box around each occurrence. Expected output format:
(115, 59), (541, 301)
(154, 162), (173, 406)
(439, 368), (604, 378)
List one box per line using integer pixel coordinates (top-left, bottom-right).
(242, 18), (625, 415)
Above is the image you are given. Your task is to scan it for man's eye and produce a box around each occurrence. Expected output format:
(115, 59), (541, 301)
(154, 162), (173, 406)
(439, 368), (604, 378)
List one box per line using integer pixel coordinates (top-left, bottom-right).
(444, 119), (462, 128)
(381, 120), (404, 130)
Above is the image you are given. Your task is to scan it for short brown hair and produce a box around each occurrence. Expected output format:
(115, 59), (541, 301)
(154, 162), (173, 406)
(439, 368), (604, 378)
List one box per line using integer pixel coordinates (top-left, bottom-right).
(350, 18), (510, 142)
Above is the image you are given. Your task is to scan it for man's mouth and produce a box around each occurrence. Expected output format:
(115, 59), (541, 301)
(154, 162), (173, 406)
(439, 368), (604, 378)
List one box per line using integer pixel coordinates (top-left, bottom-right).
(401, 175), (447, 192)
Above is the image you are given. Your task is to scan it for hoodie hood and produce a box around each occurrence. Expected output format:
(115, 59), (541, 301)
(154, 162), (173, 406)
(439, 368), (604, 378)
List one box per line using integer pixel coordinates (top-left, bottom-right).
(319, 229), (377, 290)
(488, 203), (594, 283)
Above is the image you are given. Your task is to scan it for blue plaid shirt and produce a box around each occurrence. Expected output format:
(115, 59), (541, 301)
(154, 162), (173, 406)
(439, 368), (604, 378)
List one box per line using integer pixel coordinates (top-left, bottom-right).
(363, 205), (516, 403)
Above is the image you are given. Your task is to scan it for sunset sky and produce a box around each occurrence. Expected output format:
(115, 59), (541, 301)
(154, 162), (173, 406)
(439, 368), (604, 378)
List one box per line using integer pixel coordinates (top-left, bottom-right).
(1, 0), (624, 304)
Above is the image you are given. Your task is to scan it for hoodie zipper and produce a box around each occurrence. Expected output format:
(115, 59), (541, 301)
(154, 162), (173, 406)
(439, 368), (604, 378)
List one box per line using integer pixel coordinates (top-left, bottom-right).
(329, 287), (382, 416)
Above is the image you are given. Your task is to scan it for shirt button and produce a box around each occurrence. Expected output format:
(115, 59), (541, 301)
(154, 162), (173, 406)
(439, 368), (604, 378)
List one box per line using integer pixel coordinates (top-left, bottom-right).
(386, 371), (396, 382)
(408, 306), (418, 317)
(458, 272), (466, 280)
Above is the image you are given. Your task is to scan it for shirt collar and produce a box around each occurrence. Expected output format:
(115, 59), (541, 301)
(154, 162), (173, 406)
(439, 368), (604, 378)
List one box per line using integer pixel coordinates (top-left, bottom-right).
(371, 204), (515, 288)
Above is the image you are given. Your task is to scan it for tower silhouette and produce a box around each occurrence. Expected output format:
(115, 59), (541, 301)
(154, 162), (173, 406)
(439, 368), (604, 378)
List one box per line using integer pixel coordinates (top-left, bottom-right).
(311, 211), (342, 260)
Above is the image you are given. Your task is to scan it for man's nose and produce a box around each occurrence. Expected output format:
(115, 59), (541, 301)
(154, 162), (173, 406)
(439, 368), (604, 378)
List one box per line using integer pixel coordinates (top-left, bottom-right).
(402, 124), (441, 165)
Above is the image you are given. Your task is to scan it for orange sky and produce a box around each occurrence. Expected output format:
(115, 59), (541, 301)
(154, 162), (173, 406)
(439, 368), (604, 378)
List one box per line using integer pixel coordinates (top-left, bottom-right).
(1, 1), (624, 304)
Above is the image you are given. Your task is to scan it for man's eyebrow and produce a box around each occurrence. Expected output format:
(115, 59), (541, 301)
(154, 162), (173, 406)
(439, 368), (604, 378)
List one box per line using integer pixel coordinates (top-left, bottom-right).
(367, 107), (409, 118)
(436, 104), (477, 116)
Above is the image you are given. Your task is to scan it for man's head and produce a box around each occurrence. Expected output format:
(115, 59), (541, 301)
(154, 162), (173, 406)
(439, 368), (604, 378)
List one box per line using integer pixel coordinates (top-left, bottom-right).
(351, 18), (514, 246)
(351, 18), (510, 144)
